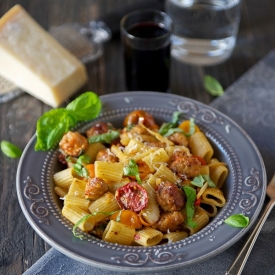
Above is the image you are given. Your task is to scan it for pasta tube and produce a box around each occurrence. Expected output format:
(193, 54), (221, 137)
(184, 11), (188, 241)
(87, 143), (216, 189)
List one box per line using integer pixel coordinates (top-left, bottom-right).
(94, 161), (124, 182)
(62, 204), (95, 232)
(188, 132), (214, 163)
(209, 162), (228, 188)
(163, 231), (188, 243)
(139, 183), (160, 225)
(64, 195), (90, 211)
(134, 227), (163, 246)
(53, 167), (74, 189)
(88, 192), (120, 224)
(201, 187), (226, 207)
(102, 220), (135, 245)
(182, 206), (209, 235)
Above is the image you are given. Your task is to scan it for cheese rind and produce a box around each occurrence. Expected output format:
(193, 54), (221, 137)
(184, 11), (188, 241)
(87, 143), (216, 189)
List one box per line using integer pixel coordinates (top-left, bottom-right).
(0, 5), (88, 107)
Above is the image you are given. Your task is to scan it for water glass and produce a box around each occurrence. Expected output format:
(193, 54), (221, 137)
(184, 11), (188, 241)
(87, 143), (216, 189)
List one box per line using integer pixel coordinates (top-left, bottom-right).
(165, 0), (243, 66)
(120, 10), (173, 92)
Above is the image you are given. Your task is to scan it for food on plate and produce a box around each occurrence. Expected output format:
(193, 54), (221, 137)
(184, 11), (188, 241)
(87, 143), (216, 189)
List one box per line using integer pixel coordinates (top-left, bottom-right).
(0, 5), (87, 107)
(53, 110), (228, 246)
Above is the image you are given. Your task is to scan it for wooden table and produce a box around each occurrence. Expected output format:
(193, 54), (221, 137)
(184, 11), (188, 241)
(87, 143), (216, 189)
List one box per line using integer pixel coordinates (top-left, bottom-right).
(1, 0), (275, 274)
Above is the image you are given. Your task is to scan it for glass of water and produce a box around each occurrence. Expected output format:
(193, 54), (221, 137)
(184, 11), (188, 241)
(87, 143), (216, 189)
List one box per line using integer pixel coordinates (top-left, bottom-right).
(165, 0), (243, 66)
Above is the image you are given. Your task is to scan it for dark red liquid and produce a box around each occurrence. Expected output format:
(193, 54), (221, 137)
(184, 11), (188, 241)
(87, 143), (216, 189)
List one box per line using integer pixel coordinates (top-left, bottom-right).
(124, 22), (170, 92)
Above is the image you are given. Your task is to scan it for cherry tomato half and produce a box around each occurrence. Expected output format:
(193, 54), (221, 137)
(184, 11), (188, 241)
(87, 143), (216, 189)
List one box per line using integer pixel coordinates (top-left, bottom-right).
(110, 210), (142, 229)
(115, 182), (149, 212)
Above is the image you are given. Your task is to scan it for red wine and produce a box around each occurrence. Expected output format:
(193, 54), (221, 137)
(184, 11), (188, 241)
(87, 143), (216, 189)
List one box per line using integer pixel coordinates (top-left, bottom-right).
(123, 22), (170, 92)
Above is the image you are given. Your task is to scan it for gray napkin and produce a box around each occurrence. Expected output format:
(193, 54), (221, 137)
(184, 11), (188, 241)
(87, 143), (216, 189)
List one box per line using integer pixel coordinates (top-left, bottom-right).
(23, 51), (275, 275)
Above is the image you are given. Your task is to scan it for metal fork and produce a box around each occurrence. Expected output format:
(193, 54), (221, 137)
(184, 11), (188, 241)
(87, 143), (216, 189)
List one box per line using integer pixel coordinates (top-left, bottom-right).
(226, 174), (275, 275)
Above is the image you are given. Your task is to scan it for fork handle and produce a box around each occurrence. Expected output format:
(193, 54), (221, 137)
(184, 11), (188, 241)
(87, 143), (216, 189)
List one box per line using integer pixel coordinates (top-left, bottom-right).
(226, 199), (275, 275)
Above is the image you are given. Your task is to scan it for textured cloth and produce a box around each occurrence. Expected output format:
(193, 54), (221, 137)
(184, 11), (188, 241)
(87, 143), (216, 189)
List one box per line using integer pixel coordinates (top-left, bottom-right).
(24, 51), (275, 275)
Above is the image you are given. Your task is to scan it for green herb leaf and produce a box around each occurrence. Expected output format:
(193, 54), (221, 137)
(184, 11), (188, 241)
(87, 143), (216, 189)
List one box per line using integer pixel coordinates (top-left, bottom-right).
(204, 75), (224, 96)
(88, 130), (120, 144)
(224, 214), (250, 228)
(123, 159), (142, 184)
(73, 155), (91, 178)
(0, 140), (22, 158)
(183, 186), (198, 228)
(77, 155), (91, 165)
(73, 211), (119, 238)
(73, 163), (89, 178)
(159, 111), (182, 136)
(35, 109), (77, 151)
(202, 174), (216, 187)
(66, 92), (101, 121)
(190, 174), (216, 188)
(35, 92), (101, 151)
(190, 174), (205, 187)
(171, 111), (182, 124)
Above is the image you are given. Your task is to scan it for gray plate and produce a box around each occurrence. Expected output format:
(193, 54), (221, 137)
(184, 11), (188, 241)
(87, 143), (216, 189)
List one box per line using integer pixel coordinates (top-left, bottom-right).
(16, 91), (266, 273)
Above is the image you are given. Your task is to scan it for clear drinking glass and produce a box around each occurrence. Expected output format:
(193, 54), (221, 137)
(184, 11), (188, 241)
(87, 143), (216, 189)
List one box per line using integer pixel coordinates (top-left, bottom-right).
(165, 0), (243, 66)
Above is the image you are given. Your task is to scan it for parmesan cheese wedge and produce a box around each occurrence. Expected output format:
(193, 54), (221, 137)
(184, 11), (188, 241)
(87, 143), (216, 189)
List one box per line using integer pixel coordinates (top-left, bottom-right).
(0, 5), (88, 107)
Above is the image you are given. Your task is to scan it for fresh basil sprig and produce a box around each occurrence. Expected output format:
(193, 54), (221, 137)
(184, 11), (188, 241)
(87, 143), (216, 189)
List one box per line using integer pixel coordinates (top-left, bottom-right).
(204, 75), (224, 96)
(159, 112), (196, 138)
(123, 159), (142, 184)
(191, 174), (216, 188)
(224, 214), (250, 228)
(73, 155), (91, 178)
(88, 130), (120, 144)
(35, 92), (101, 151)
(0, 140), (23, 158)
(159, 111), (182, 136)
(183, 186), (198, 228)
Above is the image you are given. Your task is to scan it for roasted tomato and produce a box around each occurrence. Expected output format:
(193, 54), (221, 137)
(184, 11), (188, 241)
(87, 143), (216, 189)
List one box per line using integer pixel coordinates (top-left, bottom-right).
(123, 110), (158, 130)
(110, 210), (142, 229)
(115, 182), (149, 212)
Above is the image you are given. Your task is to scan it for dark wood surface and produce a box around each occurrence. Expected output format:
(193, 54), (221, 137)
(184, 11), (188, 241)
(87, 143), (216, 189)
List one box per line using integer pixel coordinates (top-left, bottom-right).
(1, 0), (275, 274)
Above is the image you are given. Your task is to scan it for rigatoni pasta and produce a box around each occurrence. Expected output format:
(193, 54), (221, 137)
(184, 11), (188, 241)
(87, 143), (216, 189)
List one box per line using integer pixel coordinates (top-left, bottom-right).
(54, 110), (228, 246)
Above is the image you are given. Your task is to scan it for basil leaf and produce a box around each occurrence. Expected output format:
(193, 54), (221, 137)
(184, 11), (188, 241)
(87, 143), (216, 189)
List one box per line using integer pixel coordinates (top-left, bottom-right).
(35, 109), (77, 151)
(66, 92), (101, 121)
(77, 155), (91, 165)
(224, 214), (250, 228)
(0, 140), (22, 158)
(202, 174), (216, 187)
(73, 163), (89, 178)
(183, 186), (198, 228)
(171, 111), (182, 124)
(190, 174), (205, 187)
(35, 92), (102, 151)
(159, 111), (182, 136)
(73, 155), (91, 178)
(190, 174), (216, 188)
(123, 159), (142, 184)
(88, 130), (120, 144)
(204, 75), (224, 96)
